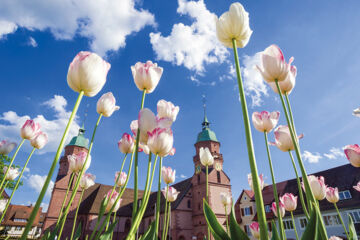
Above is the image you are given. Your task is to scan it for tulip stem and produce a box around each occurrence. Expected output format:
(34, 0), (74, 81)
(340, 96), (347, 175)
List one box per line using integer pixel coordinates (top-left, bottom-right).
(21, 91), (84, 240)
(70, 188), (85, 240)
(109, 154), (128, 205)
(232, 39), (268, 239)
(162, 184), (169, 240)
(334, 203), (350, 239)
(290, 211), (299, 240)
(155, 157), (163, 235)
(133, 89), (147, 222)
(0, 139), (25, 191)
(0, 181), (9, 200)
(225, 205), (229, 234)
(288, 151), (309, 220)
(206, 165), (210, 239)
(0, 148), (36, 224)
(58, 113), (103, 240)
(164, 201), (171, 239)
(264, 132), (285, 239)
(57, 173), (75, 225)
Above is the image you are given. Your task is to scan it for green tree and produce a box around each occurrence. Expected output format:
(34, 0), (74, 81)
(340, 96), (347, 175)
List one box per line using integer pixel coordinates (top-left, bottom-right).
(0, 154), (23, 191)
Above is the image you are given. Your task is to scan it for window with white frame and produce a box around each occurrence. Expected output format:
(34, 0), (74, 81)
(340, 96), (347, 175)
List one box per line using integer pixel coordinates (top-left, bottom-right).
(339, 190), (352, 200)
(349, 210), (360, 223)
(265, 205), (271, 213)
(299, 218), (308, 229)
(244, 207), (251, 216)
(14, 218), (27, 222)
(283, 219), (294, 230)
(323, 214), (341, 226)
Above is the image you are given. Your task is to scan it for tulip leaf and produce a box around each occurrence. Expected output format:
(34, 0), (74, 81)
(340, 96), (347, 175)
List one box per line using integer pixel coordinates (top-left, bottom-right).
(300, 204), (318, 240)
(74, 222), (82, 240)
(315, 205), (328, 240)
(229, 205), (250, 240)
(348, 214), (358, 240)
(99, 220), (118, 240)
(139, 221), (156, 240)
(271, 221), (280, 240)
(203, 199), (231, 240)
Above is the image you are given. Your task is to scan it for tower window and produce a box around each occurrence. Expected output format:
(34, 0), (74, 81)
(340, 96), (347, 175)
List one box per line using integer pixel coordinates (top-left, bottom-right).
(197, 175), (200, 184)
(217, 171), (221, 183)
(187, 200), (191, 208)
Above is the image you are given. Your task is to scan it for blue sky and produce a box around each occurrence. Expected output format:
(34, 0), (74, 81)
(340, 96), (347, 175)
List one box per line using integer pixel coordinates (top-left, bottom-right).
(0, 0), (359, 210)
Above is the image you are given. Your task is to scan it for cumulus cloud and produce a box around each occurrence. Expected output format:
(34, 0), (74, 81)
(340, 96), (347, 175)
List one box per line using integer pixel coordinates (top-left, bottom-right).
(150, 0), (228, 72)
(0, 0), (155, 56)
(180, 174), (187, 179)
(27, 37), (37, 47)
(324, 147), (345, 160)
(28, 174), (54, 197)
(302, 151), (322, 163)
(0, 95), (81, 154)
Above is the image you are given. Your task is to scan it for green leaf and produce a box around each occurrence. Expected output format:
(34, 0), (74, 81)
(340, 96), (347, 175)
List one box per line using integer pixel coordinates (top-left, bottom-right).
(203, 199), (231, 240)
(229, 205), (250, 240)
(139, 221), (156, 240)
(271, 221), (280, 240)
(301, 206), (318, 240)
(348, 214), (358, 240)
(99, 220), (118, 240)
(74, 222), (82, 240)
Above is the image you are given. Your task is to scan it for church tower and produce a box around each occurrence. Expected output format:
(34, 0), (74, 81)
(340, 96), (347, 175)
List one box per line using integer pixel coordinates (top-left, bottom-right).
(191, 107), (232, 240)
(42, 127), (89, 232)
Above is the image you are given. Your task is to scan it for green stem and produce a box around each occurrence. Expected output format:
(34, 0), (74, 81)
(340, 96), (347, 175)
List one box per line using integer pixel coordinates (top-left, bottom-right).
(109, 154), (128, 203)
(334, 203), (350, 239)
(70, 189), (85, 240)
(132, 89), (147, 222)
(0, 139), (25, 190)
(290, 211), (299, 240)
(56, 173), (75, 225)
(0, 181), (9, 200)
(58, 113), (103, 239)
(21, 91), (84, 240)
(155, 157), (163, 235)
(162, 184), (169, 240)
(206, 165), (210, 239)
(264, 132), (285, 239)
(232, 39), (268, 238)
(0, 148), (36, 223)
(164, 201), (171, 240)
(109, 211), (117, 239)
(288, 151), (309, 220)
(225, 205), (229, 234)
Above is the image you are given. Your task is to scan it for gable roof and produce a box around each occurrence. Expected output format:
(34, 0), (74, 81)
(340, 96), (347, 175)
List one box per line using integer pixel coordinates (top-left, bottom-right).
(2, 205), (44, 227)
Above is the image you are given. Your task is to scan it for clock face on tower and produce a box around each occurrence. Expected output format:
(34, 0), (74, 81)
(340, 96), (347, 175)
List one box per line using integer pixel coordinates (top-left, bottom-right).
(215, 162), (222, 171)
(195, 165), (201, 174)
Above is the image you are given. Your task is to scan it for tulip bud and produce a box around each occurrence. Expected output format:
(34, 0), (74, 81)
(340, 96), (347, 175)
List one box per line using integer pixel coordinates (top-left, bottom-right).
(257, 45), (294, 83)
(3, 166), (20, 181)
(268, 65), (297, 94)
(20, 120), (41, 140)
(271, 125), (303, 152)
(0, 200), (8, 213)
(199, 147), (214, 167)
(80, 173), (96, 190)
(138, 108), (157, 143)
(96, 92), (120, 117)
(271, 201), (285, 218)
(248, 173), (265, 191)
(118, 133), (135, 154)
(220, 192), (232, 206)
(215, 2), (252, 48)
(30, 131), (48, 149)
(131, 61), (163, 94)
(326, 187), (339, 203)
(115, 171), (127, 187)
(329, 237), (342, 240)
(252, 111), (280, 133)
(344, 144), (360, 167)
(68, 151), (91, 173)
(0, 140), (17, 155)
(306, 175), (327, 200)
(162, 186), (180, 202)
(147, 128), (174, 157)
(280, 193), (297, 212)
(162, 166), (176, 185)
(104, 190), (121, 213)
(249, 222), (260, 239)
(67, 51), (110, 97)
(157, 99), (180, 122)
(354, 181), (360, 192)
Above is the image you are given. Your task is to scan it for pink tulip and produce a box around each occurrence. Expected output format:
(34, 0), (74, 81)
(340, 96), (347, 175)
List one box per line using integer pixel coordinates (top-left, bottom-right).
(344, 144), (360, 167)
(147, 128), (174, 157)
(271, 125), (303, 152)
(3, 166), (19, 181)
(20, 119), (41, 140)
(252, 111), (280, 133)
(306, 175), (327, 200)
(30, 131), (48, 149)
(0, 140), (17, 155)
(157, 99), (180, 122)
(130, 120), (138, 136)
(326, 187), (339, 203)
(162, 186), (180, 202)
(248, 173), (265, 191)
(138, 108), (157, 143)
(80, 173), (96, 190)
(115, 171), (127, 187)
(249, 222), (260, 239)
(104, 190), (122, 213)
(271, 201), (285, 218)
(257, 44), (294, 83)
(269, 65), (297, 94)
(156, 117), (173, 129)
(118, 133), (135, 154)
(67, 51), (110, 97)
(280, 193), (297, 212)
(354, 181), (360, 192)
(67, 151), (91, 173)
(162, 166), (176, 184)
(131, 61), (163, 94)
(96, 92), (120, 117)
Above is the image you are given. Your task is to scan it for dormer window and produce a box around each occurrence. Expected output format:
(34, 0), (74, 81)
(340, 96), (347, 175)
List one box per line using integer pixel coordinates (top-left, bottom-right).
(339, 190), (352, 200)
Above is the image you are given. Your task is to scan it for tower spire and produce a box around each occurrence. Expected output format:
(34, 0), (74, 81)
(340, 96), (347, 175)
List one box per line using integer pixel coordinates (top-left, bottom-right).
(202, 94), (210, 129)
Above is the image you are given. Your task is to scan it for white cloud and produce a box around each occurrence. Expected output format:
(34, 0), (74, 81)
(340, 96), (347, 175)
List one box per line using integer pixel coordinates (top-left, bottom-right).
(302, 150), (322, 163)
(27, 37), (37, 47)
(324, 147), (345, 160)
(0, 0), (155, 56)
(28, 174), (54, 197)
(180, 174), (187, 179)
(150, 0), (228, 72)
(26, 201), (49, 212)
(0, 95), (81, 154)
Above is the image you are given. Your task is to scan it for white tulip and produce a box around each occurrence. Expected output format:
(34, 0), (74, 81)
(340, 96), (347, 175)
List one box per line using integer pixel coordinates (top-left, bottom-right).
(199, 147), (214, 166)
(96, 92), (120, 117)
(131, 61), (163, 94)
(30, 131), (48, 149)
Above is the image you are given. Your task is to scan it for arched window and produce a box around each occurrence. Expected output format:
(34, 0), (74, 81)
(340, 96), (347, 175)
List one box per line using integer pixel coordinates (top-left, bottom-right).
(217, 171), (221, 183)
(187, 200), (191, 208)
(197, 174), (200, 184)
